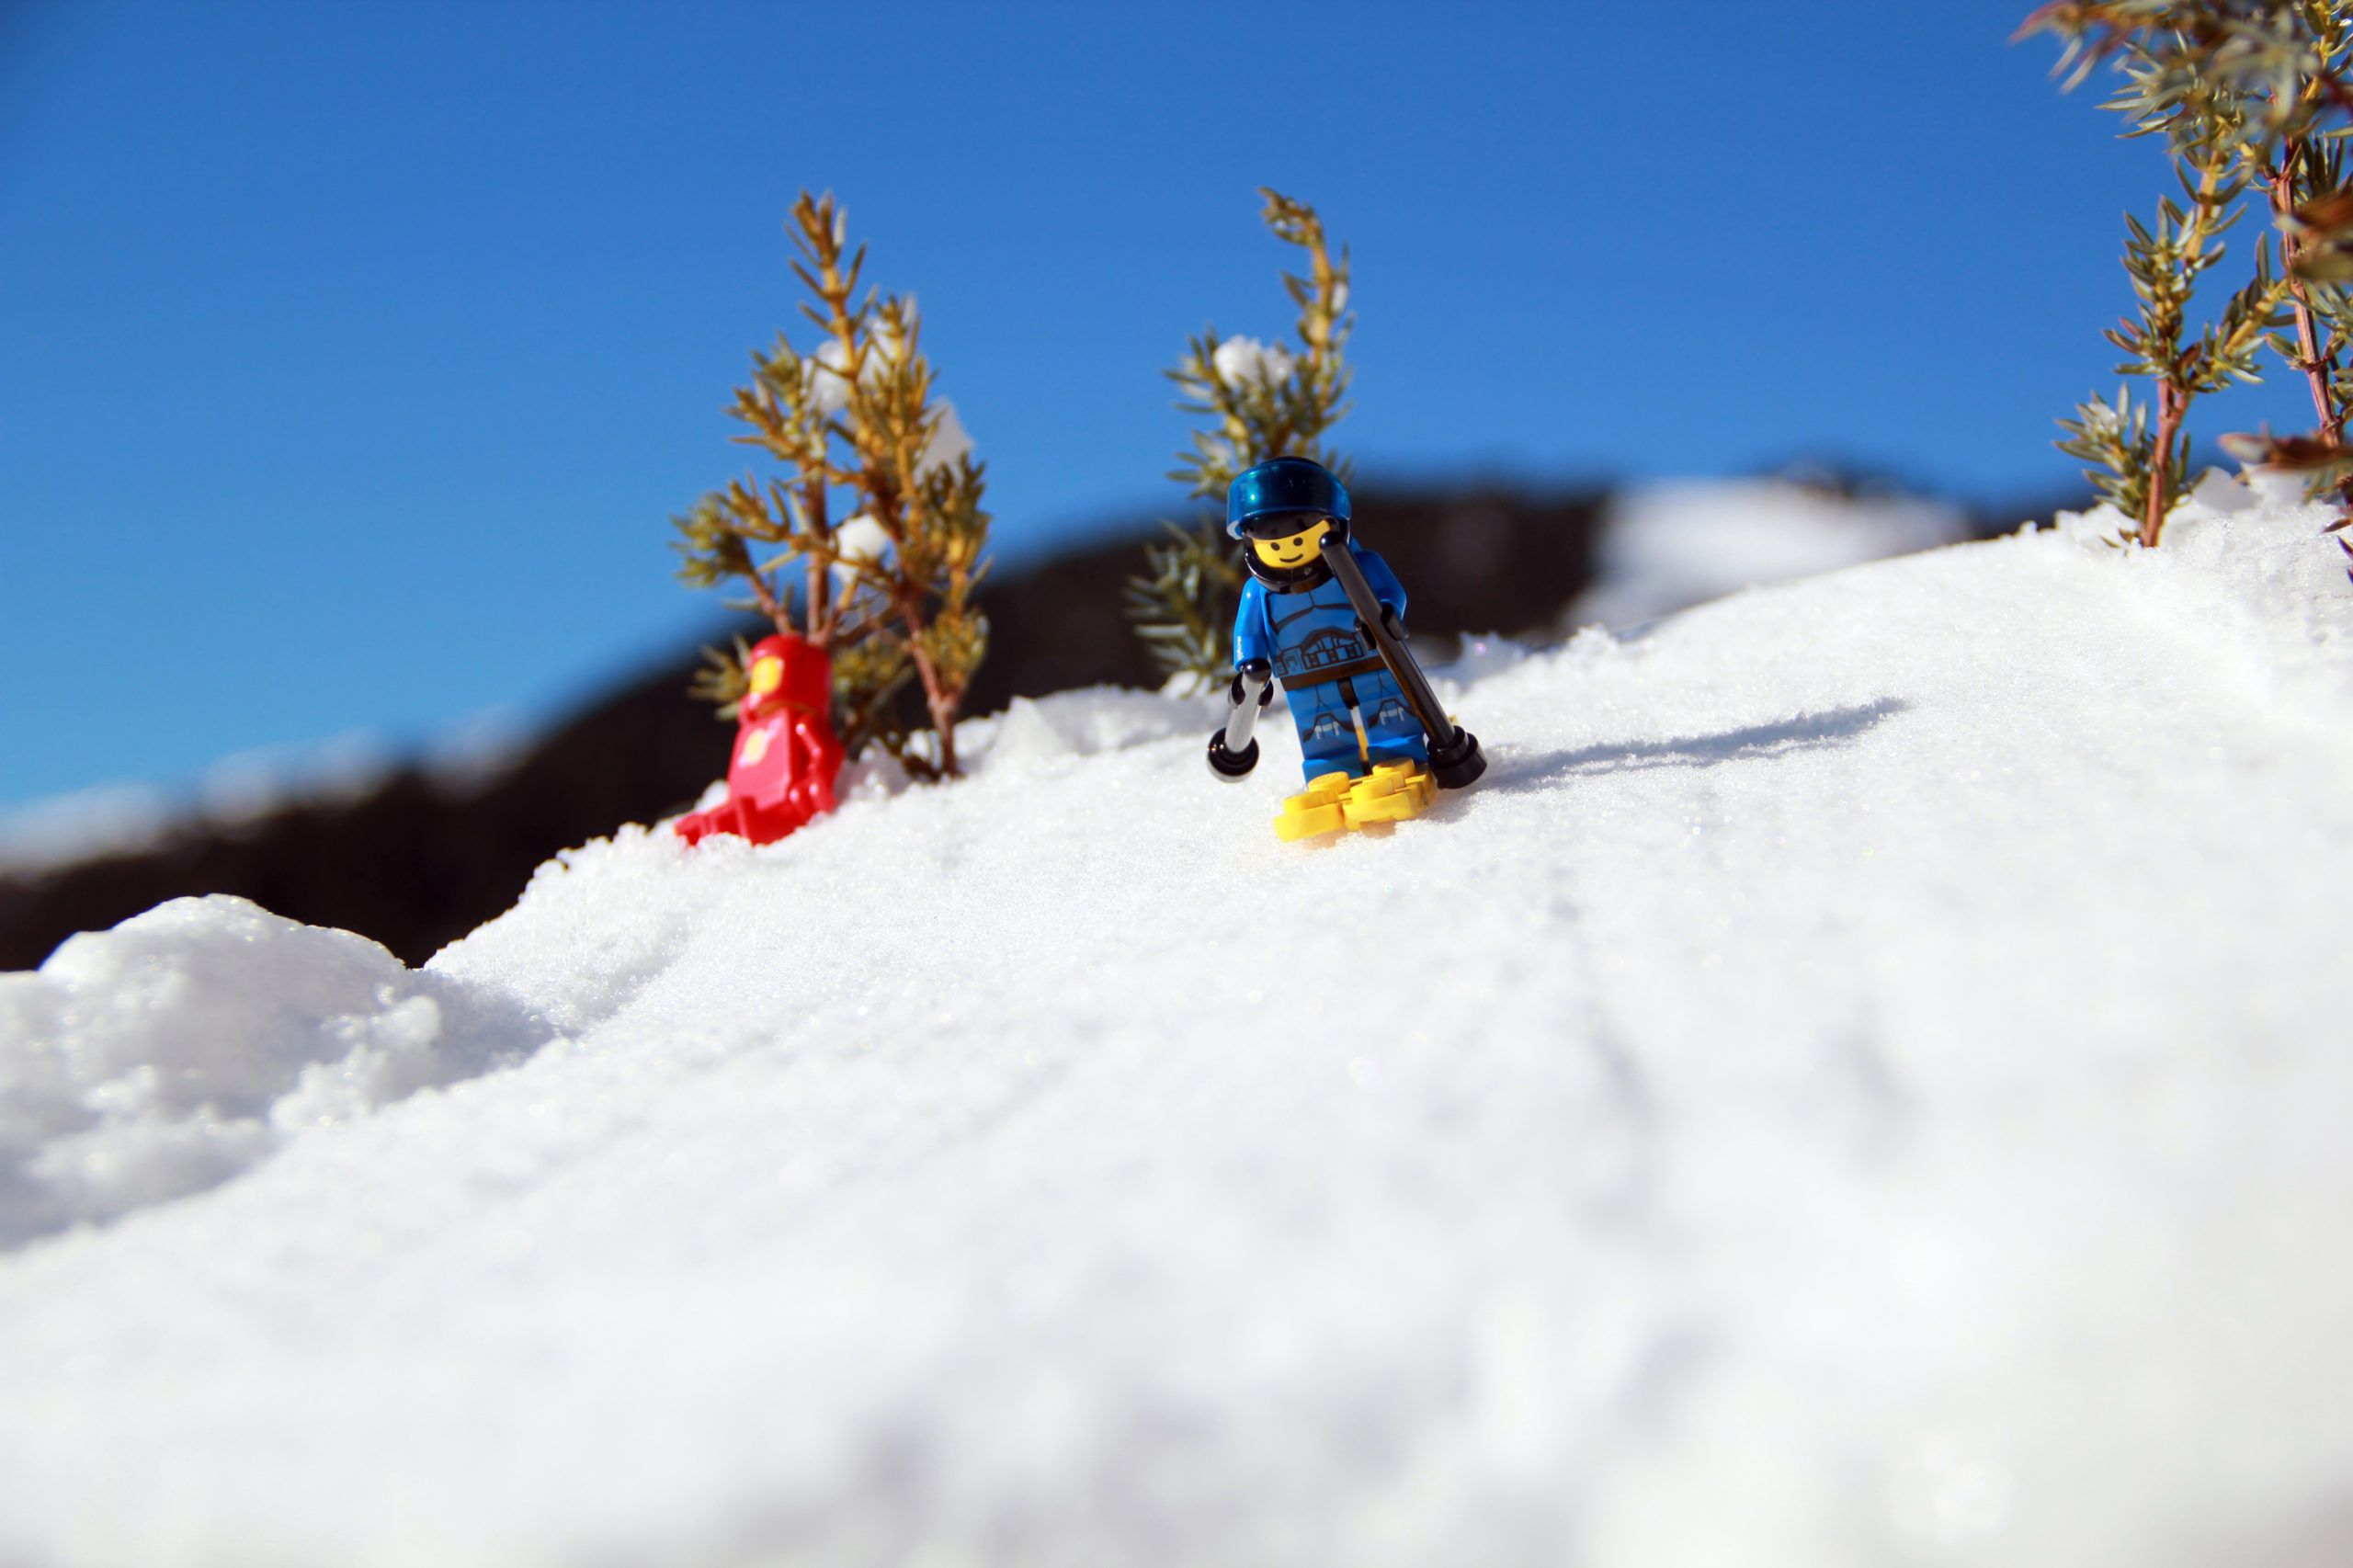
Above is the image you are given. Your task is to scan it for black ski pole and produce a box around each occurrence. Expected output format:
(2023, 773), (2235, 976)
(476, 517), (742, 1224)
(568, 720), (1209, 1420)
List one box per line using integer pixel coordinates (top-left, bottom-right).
(1318, 534), (1486, 790)
(1206, 663), (1273, 779)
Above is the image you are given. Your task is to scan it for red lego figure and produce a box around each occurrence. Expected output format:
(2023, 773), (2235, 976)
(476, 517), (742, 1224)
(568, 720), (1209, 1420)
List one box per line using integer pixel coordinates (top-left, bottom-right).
(675, 632), (845, 847)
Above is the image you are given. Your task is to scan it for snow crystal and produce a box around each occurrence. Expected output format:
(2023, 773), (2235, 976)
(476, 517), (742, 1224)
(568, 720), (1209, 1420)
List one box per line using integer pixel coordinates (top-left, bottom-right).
(1, 489), (2349, 1567)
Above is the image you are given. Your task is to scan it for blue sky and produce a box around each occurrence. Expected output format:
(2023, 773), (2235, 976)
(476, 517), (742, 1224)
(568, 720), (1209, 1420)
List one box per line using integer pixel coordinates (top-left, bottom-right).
(0, 0), (2318, 809)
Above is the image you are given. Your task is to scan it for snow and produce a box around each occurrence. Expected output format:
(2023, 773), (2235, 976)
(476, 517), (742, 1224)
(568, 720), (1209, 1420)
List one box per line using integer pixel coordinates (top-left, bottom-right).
(826, 513), (892, 582)
(0, 900), (536, 1246)
(1571, 478), (1970, 630)
(1211, 334), (1295, 389)
(2, 478), (2351, 1566)
(922, 399), (975, 475)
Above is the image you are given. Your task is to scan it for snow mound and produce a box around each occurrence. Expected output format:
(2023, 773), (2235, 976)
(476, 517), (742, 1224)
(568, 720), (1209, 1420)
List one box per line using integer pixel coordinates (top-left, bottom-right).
(1, 478), (2350, 1568)
(1572, 477), (1968, 630)
(2061, 467), (2353, 700)
(0, 896), (541, 1245)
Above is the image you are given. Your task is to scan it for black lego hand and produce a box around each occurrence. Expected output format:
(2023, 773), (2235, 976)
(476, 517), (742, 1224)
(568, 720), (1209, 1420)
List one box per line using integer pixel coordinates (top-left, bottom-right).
(1207, 729), (1259, 778)
(1362, 606), (1407, 642)
(1231, 659), (1274, 704)
(1210, 660), (1272, 780)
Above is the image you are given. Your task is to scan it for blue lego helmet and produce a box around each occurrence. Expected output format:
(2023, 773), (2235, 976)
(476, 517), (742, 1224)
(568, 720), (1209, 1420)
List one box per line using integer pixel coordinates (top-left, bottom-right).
(1225, 457), (1351, 541)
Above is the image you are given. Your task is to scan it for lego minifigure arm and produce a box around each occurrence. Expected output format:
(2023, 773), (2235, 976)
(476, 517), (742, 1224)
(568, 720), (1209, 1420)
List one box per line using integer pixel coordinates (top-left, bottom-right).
(1232, 578), (1274, 672)
(1351, 544), (1409, 636)
(792, 715), (844, 812)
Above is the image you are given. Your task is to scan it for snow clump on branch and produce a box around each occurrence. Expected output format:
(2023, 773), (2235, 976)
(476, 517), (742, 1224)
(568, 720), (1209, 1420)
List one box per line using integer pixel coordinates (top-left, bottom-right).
(1211, 335), (1294, 389)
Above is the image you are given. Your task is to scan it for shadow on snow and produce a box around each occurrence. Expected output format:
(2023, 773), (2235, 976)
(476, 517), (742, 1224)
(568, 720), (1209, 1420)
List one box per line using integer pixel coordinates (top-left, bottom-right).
(1486, 698), (1907, 791)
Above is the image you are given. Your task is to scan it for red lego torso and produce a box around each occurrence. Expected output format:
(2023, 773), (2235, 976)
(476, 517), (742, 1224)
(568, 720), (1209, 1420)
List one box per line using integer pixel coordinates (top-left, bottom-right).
(674, 633), (844, 847)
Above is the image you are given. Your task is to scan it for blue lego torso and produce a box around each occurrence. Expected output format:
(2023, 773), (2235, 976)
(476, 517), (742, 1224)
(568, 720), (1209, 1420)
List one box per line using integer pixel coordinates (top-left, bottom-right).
(1232, 542), (1406, 685)
(1232, 542), (1425, 782)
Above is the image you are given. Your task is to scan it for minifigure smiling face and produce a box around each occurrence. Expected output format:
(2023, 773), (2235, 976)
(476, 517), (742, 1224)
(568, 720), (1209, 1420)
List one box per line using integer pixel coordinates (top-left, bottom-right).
(1250, 516), (1334, 570)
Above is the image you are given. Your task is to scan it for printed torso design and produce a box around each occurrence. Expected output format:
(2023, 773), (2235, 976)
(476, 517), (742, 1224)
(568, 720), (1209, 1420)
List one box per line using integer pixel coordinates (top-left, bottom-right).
(1263, 579), (1382, 684)
(1232, 543), (1428, 784)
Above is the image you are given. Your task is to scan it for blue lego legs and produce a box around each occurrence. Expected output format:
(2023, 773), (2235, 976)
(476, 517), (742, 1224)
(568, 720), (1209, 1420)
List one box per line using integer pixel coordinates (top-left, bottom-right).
(1286, 671), (1428, 782)
(1290, 680), (1362, 779)
(1358, 672), (1429, 771)
(1272, 670), (1438, 842)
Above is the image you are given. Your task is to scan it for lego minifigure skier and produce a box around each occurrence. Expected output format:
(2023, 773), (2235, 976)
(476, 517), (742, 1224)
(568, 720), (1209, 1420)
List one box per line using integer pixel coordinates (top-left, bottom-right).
(1208, 457), (1484, 840)
(675, 631), (845, 847)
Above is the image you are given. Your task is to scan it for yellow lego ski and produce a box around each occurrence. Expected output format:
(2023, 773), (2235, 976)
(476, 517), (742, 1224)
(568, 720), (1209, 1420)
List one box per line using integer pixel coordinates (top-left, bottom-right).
(1273, 761), (1437, 842)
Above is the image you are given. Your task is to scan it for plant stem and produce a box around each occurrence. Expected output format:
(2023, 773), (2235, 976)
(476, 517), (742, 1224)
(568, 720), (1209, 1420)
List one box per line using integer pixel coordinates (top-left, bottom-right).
(2270, 144), (2345, 444)
(2143, 158), (2230, 545)
(801, 474), (832, 642)
(744, 562), (789, 636)
(2148, 380), (2188, 545)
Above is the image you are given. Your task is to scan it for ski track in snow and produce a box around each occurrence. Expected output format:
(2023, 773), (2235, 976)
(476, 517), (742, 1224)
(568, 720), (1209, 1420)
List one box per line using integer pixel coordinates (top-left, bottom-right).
(1, 485), (2350, 1567)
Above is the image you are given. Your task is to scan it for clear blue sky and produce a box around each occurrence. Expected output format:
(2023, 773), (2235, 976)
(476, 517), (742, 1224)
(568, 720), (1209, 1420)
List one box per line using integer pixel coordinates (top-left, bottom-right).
(0, 0), (2314, 810)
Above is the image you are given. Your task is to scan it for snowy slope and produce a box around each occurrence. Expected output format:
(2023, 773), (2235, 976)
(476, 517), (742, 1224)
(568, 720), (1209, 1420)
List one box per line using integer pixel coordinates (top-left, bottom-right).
(2, 478), (2350, 1568)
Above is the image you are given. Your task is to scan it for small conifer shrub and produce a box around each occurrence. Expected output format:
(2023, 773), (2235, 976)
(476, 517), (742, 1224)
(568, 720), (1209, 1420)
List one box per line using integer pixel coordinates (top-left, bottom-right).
(672, 192), (990, 778)
(1124, 189), (1355, 686)
(2027, 0), (2353, 543)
